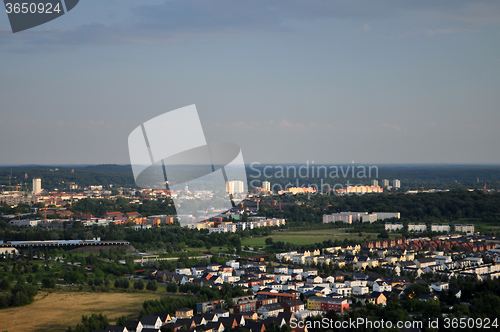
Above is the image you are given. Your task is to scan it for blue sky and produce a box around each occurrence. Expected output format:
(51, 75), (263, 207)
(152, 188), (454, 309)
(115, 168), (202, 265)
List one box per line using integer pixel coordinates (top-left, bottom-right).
(1, 0), (499, 165)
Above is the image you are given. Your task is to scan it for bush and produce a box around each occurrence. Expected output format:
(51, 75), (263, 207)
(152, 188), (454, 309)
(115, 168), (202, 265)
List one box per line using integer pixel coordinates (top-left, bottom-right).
(166, 282), (178, 293)
(114, 278), (130, 289)
(66, 313), (109, 332)
(146, 280), (158, 291)
(134, 279), (145, 290)
(42, 277), (56, 289)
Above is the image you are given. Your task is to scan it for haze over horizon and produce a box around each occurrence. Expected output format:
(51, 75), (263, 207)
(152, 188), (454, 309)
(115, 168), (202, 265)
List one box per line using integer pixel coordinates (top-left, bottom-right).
(1, 0), (499, 165)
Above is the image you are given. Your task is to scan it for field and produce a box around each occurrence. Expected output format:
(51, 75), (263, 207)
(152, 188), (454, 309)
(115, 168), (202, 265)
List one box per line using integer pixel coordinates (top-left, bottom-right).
(0, 291), (164, 332)
(240, 228), (394, 248)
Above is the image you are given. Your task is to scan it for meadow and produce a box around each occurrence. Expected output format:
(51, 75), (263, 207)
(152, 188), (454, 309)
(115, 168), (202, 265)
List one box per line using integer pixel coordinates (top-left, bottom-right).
(240, 228), (391, 248)
(0, 291), (164, 332)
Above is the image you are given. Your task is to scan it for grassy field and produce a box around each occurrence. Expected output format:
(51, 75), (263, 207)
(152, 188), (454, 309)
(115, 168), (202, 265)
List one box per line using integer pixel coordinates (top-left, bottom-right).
(240, 228), (392, 248)
(454, 218), (500, 234)
(0, 291), (164, 332)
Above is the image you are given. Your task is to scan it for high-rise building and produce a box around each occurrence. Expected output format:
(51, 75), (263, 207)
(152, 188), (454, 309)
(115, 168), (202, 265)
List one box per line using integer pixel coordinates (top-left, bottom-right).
(228, 180), (244, 195)
(262, 181), (271, 193)
(32, 178), (42, 195)
(382, 179), (390, 187)
(371, 180), (378, 187)
(393, 179), (401, 188)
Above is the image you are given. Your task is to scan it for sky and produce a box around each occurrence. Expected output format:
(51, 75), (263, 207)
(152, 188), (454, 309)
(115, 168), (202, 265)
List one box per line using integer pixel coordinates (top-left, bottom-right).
(0, 0), (499, 165)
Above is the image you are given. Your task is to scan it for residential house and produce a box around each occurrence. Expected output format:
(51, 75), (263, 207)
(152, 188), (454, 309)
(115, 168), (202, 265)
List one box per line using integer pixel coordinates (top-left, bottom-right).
(140, 316), (162, 330)
(257, 303), (284, 318)
(175, 307), (194, 319)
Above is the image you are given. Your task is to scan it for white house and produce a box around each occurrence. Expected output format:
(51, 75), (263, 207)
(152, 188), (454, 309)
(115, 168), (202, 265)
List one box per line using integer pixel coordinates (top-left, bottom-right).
(431, 282), (449, 292)
(352, 286), (370, 295)
(140, 316), (162, 329)
(373, 281), (392, 292)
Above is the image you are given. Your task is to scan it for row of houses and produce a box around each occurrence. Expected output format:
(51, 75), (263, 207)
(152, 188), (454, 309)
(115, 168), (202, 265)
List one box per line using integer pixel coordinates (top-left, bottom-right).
(323, 212), (400, 224)
(8, 212), (177, 229)
(207, 218), (286, 234)
(95, 307), (299, 332)
(385, 223), (475, 234)
(362, 235), (490, 253)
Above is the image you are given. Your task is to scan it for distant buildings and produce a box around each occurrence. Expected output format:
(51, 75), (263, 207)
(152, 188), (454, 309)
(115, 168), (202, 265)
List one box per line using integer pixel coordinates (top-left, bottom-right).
(382, 179), (390, 187)
(371, 180), (378, 187)
(262, 181), (271, 193)
(337, 185), (383, 194)
(385, 223), (403, 231)
(431, 224), (450, 233)
(374, 212), (401, 220)
(278, 187), (316, 195)
(324, 212), (400, 224)
(228, 181), (245, 195)
(455, 224), (474, 234)
(408, 223), (427, 232)
(32, 178), (42, 195)
(393, 179), (401, 189)
(208, 218), (286, 234)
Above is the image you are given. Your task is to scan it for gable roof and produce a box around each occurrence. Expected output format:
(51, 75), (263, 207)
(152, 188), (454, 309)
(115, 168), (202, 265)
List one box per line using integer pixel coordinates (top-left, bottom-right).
(104, 326), (127, 332)
(124, 320), (141, 330)
(140, 316), (160, 326)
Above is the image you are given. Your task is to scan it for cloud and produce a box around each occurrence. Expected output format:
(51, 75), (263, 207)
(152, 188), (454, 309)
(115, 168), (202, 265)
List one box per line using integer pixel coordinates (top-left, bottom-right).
(209, 119), (336, 133)
(1, 0), (499, 49)
(384, 27), (460, 40)
(380, 123), (405, 133)
(426, 122), (437, 128)
(424, 28), (455, 36)
(466, 123), (481, 130)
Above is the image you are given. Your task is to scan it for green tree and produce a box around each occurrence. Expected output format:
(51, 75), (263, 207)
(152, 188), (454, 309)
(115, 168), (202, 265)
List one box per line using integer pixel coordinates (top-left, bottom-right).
(134, 279), (145, 290)
(41, 277), (56, 289)
(146, 280), (158, 291)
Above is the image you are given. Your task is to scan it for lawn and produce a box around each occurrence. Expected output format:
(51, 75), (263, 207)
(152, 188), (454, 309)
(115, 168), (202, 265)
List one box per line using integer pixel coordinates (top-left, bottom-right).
(0, 291), (164, 332)
(455, 218), (500, 234)
(241, 228), (391, 248)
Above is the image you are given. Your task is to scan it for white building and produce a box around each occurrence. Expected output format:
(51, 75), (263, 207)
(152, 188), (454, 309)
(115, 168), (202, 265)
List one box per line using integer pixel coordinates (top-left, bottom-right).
(373, 281), (392, 292)
(352, 286), (369, 295)
(373, 212), (400, 220)
(361, 214), (377, 223)
(262, 181), (271, 193)
(382, 179), (390, 187)
(455, 224), (474, 234)
(323, 213), (352, 224)
(385, 223), (403, 231)
(226, 260), (240, 269)
(32, 178), (42, 195)
(371, 180), (378, 187)
(228, 181), (245, 194)
(408, 223), (427, 232)
(393, 179), (401, 188)
(431, 224), (450, 233)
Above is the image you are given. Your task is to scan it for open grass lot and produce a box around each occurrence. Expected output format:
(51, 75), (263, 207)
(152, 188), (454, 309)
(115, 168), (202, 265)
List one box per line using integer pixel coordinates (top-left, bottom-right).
(241, 228), (396, 248)
(0, 291), (164, 332)
(454, 218), (500, 234)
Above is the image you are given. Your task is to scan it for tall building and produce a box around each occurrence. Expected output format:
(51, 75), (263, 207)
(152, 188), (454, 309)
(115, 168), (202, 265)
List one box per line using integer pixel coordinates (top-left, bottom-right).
(393, 179), (401, 188)
(262, 181), (271, 193)
(382, 179), (390, 187)
(228, 180), (244, 195)
(32, 178), (42, 195)
(371, 180), (378, 187)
